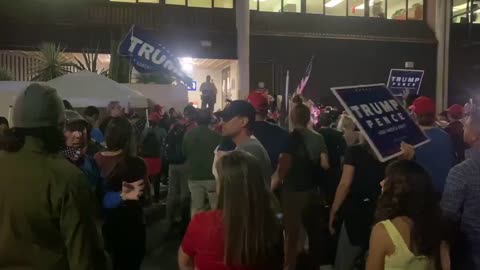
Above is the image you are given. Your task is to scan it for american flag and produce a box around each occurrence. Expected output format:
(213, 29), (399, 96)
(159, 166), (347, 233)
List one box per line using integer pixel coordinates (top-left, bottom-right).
(296, 56), (314, 95)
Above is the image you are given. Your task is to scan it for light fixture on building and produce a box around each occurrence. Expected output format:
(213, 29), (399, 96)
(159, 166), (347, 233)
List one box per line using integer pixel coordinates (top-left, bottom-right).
(325, 0), (344, 8)
(200, 40), (212, 47)
(453, 3), (467, 11)
(405, 61), (415, 69)
(180, 57), (193, 72)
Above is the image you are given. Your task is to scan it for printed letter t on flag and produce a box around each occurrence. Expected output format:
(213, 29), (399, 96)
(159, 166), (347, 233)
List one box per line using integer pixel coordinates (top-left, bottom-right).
(118, 26), (193, 88)
(296, 56), (314, 95)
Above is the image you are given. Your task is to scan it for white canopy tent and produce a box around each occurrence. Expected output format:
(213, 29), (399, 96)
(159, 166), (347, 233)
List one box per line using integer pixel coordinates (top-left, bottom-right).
(126, 83), (189, 112)
(0, 81), (32, 121)
(47, 71), (148, 108)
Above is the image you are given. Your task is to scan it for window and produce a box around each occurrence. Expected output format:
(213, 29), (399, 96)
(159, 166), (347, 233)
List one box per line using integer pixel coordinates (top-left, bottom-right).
(214, 0), (233, 8)
(166, 0), (186, 5)
(259, 0), (282, 12)
(250, 0), (258, 10)
(139, 0), (159, 2)
(452, 0), (468, 23)
(284, 0), (301, 12)
(306, 0), (324, 14)
(407, 0), (423, 20)
(387, 0), (407, 20)
(370, 0), (386, 18)
(349, 0), (365, 16)
(110, 0), (135, 3)
(188, 0), (212, 8)
(325, 0), (347, 16)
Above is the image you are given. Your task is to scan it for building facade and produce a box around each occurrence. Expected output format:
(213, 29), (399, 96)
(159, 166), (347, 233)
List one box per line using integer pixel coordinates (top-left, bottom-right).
(450, 0), (480, 106)
(0, 0), (439, 105)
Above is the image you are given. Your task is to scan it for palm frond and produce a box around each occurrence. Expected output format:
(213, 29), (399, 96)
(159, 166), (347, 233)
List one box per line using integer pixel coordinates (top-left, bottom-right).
(75, 44), (104, 74)
(100, 68), (110, 77)
(31, 43), (73, 81)
(0, 68), (13, 81)
(92, 44), (99, 73)
(73, 56), (87, 70)
(83, 49), (91, 72)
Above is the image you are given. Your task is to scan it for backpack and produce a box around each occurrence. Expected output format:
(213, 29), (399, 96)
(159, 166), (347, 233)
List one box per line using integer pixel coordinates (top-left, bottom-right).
(140, 128), (162, 158)
(163, 123), (188, 164)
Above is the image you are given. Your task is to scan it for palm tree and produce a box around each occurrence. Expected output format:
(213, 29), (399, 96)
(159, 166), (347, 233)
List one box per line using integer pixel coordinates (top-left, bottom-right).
(0, 68), (13, 81)
(72, 44), (109, 77)
(31, 43), (72, 81)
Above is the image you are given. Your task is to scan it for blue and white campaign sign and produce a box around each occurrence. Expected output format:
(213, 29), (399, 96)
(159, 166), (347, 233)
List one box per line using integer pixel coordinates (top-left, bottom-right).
(387, 69), (424, 96)
(118, 25), (193, 87)
(331, 84), (429, 162)
(187, 81), (197, 91)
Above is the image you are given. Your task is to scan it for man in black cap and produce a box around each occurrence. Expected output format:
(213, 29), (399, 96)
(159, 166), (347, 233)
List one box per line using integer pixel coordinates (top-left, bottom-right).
(220, 100), (272, 183)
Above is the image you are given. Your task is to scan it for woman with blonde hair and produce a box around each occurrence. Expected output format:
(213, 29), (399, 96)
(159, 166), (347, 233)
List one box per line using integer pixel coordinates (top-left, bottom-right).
(179, 151), (282, 270)
(337, 114), (363, 146)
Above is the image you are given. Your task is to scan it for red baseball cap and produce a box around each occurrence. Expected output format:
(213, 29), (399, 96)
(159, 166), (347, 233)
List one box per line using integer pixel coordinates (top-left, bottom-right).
(412, 96), (436, 115)
(448, 104), (464, 118)
(148, 112), (162, 124)
(247, 92), (269, 113)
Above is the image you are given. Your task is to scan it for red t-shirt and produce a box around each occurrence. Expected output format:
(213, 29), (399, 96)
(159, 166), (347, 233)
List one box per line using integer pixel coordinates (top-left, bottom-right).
(181, 211), (259, 270)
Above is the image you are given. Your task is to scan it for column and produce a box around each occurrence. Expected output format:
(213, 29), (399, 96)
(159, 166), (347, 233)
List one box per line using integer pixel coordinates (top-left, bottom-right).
(236, 0), (250, 100)
(435, 0), (451, 110)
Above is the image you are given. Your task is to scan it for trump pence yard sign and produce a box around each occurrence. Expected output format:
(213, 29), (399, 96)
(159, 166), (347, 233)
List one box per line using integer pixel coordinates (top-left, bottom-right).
(387, 69), (424, 96)
(331, 84), (429, 162)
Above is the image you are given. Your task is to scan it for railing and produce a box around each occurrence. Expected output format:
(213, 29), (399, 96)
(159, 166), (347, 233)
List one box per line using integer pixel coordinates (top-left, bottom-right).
(0, 51), (78, 81)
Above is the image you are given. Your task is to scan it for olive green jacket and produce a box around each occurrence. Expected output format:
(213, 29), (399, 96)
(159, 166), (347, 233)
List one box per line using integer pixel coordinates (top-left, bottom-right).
(0, 137), (108, 270)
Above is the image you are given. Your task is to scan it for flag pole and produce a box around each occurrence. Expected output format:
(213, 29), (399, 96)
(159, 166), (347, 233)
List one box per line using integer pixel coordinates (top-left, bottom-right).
(285, 69), (290, 129)
(285, 69), (290, 112)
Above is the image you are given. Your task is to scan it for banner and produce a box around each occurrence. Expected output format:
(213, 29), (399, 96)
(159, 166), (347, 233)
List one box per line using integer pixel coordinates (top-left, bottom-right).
(387, 69), (424, 96)
(331, 84), (429, 162)
(118, 26), (193, 87)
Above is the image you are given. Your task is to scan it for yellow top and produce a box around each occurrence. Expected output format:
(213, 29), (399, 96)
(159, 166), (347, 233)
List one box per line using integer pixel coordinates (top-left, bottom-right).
(381, 220), (433, 270)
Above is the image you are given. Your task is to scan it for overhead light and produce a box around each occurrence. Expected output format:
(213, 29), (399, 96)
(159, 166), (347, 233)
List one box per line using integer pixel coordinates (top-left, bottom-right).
(180, 57), (193, 64)
(451, 3), (480, 13)
(453, 3), (467, 11)
(325, 0), (344, 8)
(356, 0), (373, 10)
(180, 57), (193, 72)
(181, 63), (193, 72)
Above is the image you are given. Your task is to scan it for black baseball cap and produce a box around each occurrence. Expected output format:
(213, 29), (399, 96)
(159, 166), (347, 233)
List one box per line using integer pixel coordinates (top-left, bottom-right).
(218, 100), (256, 124)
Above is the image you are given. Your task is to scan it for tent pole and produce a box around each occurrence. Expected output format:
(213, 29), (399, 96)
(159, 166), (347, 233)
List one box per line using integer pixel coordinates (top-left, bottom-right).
(7, 106), (13, 125)
(145, 108), (150, 128)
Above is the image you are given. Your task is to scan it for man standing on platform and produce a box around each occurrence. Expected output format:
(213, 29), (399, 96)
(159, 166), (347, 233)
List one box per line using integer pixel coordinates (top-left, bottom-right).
(200, 75), (217, 111)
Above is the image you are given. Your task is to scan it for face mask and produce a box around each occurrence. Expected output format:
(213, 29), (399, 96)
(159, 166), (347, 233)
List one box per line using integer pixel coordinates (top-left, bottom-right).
(62, 146), (83, 163)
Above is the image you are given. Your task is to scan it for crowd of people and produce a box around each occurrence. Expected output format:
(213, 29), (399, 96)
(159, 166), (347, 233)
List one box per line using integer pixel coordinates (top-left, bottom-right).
(0, 83), (479, 270)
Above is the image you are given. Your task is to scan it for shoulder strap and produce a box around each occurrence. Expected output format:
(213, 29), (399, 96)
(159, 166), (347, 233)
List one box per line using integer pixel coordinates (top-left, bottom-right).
(381, 220), (409, 252)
